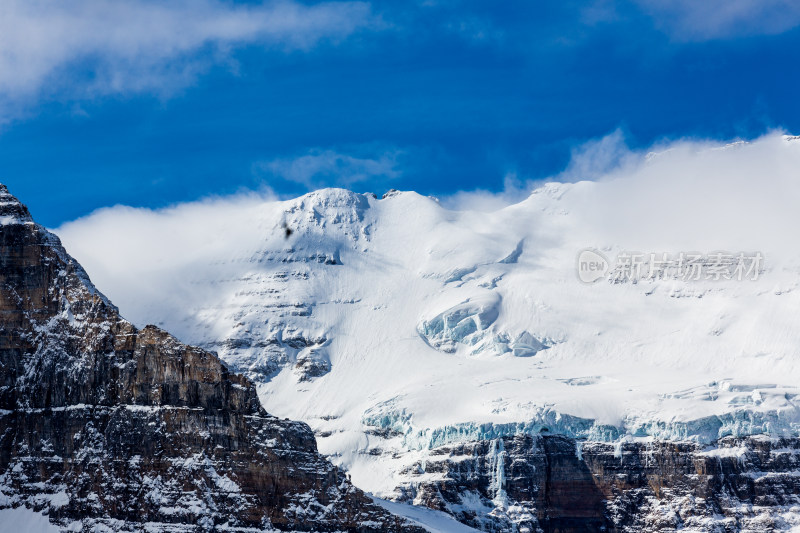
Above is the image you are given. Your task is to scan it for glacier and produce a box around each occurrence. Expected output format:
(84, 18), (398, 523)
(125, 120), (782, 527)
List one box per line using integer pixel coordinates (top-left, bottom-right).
(54, 133), (800, 500)
(417, 294), (552, 357)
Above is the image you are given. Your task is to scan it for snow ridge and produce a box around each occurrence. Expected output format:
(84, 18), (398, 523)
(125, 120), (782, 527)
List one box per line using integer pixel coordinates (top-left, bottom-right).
(52, 133), (800, 499)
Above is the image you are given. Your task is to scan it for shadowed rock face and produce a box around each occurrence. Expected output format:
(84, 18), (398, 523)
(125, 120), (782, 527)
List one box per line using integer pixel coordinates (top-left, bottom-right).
(401, 433), (800, 532)
(0, 185), (420, 532)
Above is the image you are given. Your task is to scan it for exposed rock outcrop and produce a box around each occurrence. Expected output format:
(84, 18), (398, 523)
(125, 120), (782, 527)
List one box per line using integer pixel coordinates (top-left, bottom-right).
(399, 433), (800, 532)
(0, 184), (420, 532)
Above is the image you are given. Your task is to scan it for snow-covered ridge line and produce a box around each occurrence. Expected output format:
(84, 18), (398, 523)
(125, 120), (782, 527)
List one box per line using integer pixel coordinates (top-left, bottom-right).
(53, 132), (800, 497)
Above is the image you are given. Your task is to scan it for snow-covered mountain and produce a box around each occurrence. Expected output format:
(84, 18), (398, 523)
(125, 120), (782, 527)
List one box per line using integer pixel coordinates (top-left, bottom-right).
(54, 133), (800, 529)
(0, 183), (436, 532)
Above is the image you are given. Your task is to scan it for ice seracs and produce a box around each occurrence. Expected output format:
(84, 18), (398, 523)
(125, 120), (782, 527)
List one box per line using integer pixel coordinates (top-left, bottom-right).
(417, 294), (551, 357)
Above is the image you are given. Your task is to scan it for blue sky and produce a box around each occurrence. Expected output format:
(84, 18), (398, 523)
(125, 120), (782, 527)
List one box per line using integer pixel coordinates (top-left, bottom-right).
(2, 0), (800, 226)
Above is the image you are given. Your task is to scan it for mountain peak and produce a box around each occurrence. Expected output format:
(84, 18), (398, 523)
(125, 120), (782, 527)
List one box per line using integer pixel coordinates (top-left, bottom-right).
(0, 184), (33, 225)
(0, 185), (421, 532)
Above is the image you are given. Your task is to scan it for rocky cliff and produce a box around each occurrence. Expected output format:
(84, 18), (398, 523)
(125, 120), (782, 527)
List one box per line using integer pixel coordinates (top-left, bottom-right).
(0, 184), (421, 532)
(398, 433), (800, 532)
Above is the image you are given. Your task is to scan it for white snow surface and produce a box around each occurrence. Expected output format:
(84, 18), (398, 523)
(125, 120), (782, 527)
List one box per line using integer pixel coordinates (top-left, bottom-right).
(0, 507), (61, 532)
(373, 498), (481, 532)
(54, 133), (800, 497)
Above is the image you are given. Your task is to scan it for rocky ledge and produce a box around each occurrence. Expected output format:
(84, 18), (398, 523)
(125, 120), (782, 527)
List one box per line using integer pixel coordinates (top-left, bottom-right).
(0, 184), (420, 532)
(397, 432), (800, 532)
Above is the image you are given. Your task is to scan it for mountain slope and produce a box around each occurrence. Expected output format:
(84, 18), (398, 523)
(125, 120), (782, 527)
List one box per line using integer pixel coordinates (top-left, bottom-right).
(53, 135), (800, 529)
(0, 184), (423, 532)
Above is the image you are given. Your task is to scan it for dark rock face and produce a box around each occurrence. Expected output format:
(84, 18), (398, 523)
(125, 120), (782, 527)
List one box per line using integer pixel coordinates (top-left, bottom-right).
(0, 185), (420, 532)
(400, 434), (800, 532)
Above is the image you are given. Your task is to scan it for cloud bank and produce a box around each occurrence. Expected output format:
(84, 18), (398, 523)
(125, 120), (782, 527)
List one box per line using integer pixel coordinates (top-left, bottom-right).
(0, 0), (377, 119)
(574, 133), (800, 254)
(55, 191), (280, 328)
(447, 131), (800, 254)
(53, 132), (800, 327)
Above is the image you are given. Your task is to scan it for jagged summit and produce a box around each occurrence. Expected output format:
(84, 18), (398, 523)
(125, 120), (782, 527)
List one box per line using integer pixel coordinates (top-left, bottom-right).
(281, 187), (372, 240)
(0, 185), (422, 532)
(0, 183), (33, 225)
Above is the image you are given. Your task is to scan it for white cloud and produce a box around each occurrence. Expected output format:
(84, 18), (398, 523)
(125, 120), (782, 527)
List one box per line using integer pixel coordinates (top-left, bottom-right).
(556, 129), (635, 182)
(56, 131), (800, 266)
(635, 0), (800, 41)
(50, 131), (800, 336)
(441, 131), (800, 257)
(54, 190), (280, 326)
(0, 0), (378, 118)
(254, 148), (402, 188)
(441, 129), (634, 212)
(441, 172), (529, 212)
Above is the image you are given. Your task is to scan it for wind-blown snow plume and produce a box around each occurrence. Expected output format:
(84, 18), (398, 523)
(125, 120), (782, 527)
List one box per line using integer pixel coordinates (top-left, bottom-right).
(55, 131), (800, 498)
(446, 131), (800, 253)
